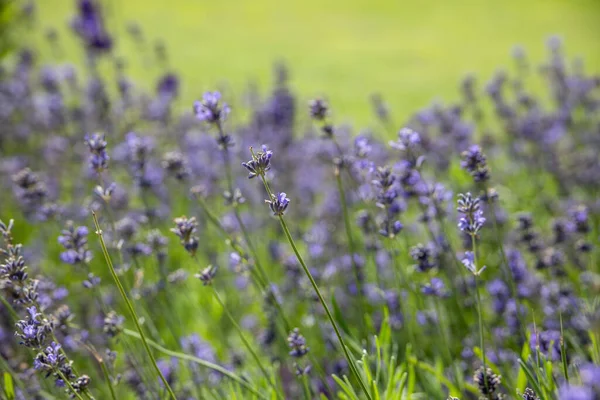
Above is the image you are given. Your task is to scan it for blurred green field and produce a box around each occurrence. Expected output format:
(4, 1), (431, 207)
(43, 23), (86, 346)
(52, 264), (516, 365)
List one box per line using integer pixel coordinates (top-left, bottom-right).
(29, 0), (600, 124)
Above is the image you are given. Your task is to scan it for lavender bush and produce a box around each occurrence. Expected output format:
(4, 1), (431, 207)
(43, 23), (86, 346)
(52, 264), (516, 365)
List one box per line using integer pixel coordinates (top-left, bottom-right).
(0, 2), (599, 399)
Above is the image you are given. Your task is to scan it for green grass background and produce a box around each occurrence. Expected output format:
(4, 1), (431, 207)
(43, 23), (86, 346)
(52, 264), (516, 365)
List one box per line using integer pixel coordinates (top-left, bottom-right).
(29, 0), (600, 124)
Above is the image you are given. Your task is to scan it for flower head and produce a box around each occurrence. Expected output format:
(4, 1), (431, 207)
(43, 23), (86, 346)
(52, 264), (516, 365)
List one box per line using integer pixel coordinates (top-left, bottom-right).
(457, 192), (486, 235)
(460, 144), (490, 182)
(84, 133), (109, 172)
(242, 145), (273, 179)
(389, 128), (421, 151)
(462, 251), (486, 276)
(421, 278), (447, 297)
(522, 388), (540, 400)
(473, 367), (502, 399)
(193, 91), (230, 124)
(71, 0), (113, 52)
(287, 328), (309, 358)
(103, 310), (124, 338)
(170, 216), (199, 256)
(58, 221), (92, 265)
(308, 98), (329, 121)
(266, 192), (290, 216)
(195, 265), (218, 285)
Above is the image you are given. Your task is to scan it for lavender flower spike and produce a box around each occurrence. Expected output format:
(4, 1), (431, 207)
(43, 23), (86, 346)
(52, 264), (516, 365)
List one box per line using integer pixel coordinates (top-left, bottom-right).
(242, 145), (273, 179)
(462, 251), (487, 276)
(193, 91), (230, 124)
(266, 192), (290, 216)
(389, 127), (421, 151)
(457, 192), (486, 235)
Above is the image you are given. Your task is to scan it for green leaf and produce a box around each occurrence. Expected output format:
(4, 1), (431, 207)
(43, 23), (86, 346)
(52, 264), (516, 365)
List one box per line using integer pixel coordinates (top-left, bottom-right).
(3, 372), (14, 400)
(518, 359), (544, 400)
(332, 374), (360, 400)
(516, 340), (530, 392)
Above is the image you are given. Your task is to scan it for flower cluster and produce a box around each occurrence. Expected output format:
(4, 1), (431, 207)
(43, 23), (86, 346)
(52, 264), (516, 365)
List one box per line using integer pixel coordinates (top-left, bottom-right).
(193, 91), (230, 124)
(170, 216), (199, 256)
(242, 146), (273, 179)
(58, 222), (92, 265)
(460, 144), (490, 182)
(265, 192), (290, 216)
(288, 328), (311, 376)
(457, 192), (486, 236)
(84, 133), (109, 172)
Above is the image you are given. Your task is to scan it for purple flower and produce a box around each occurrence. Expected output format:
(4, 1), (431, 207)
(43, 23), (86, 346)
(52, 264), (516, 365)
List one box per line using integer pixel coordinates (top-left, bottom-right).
(421, 278), (447, 297)
(58, 221), (92, 265)
(195, 265), (218, 285)
(193, 91), (230, 124)
(33, 342), (62, 370)
(557, 386), (594, 400)
(84, 133), (109, 172)
(410, 243), (437, 272)
(460, 144), (490, 182)
(457, 192), (485, 235)
(266, 192), (290, 216)
(170, 216), (199, 256)
(242, 145), (273, 179)
(389, 128), (421, 151)
(71, 0), (112, 52)
(308, 98), (329, 121)
(287, 328), (309, 358)
(15, 306), (51, 348)
(462, 251), (486, 276)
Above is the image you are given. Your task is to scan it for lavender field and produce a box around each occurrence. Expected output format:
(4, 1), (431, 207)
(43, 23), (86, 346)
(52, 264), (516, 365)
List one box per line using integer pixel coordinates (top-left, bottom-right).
(1, 1), (599, 399)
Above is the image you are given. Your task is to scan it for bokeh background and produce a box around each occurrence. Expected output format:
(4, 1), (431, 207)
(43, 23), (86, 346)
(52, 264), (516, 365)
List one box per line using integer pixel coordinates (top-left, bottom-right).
(29, 0), (600, 125)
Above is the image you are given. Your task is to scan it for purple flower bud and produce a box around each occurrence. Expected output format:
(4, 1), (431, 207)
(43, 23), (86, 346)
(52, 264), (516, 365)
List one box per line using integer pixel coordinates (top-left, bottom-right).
(266, 192), (290, 216)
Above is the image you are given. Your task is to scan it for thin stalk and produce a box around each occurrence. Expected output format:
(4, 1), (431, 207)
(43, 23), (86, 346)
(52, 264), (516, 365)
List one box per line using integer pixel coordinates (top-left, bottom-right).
(257, 170), (373, 400)
(210, 287), (284, 400)
(212, 129), (292, 332)
(98, 358), (117, 400)
(472, 234), (490, 399)
(123, 329), (267, 400)
(194, 193), (291, 332)
(301, 375), (312, 400)
(279, 215), (372, 400)
(92, 212), (177, 400)
(559, 313), (569, 384)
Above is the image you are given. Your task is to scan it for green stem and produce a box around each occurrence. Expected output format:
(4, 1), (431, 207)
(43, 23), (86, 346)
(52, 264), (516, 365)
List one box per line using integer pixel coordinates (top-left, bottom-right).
(559, 313), (569, 385)
(257, 156), (373, 399)
(301, 374), (312, 400)
(98, 358), (117, 400)
(195, 193), (291, 333)
(471, 234), (490, 398)
(210, 288), (284, 400)
(56, 369), (84, 400)
(92, 212), (178, 400)
(278, 215), (372, 400)
(123, 329), (267, 400)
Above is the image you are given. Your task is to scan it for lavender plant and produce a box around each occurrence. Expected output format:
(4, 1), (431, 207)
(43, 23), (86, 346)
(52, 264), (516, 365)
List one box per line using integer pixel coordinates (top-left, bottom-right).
(0, 3), (599, 399)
